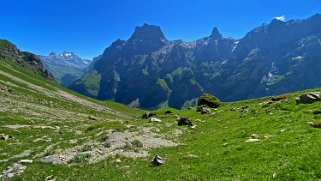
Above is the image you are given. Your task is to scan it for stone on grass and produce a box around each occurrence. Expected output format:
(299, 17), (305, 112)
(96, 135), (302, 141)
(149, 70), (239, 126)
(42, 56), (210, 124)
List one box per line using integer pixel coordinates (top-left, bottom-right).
(18, 159), (33, 164)
(296, 92), (320, 104)
(245, 138), (261, 143)
(151, 155), (165, 166)
(250, 134), (259, 139)
(150, 117), (162, 123)
(88, 115), (99, 121)
(142, 112), (156, 119)
(309, 122), (321, 128)
(177, 116), (193, 126)
(196, 105), (211, 114)
(0, 134), (13, 141)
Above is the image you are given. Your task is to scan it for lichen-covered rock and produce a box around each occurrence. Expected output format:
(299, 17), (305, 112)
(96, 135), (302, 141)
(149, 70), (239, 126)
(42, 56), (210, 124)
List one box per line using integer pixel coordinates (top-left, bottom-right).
(198, 93), (221, 108)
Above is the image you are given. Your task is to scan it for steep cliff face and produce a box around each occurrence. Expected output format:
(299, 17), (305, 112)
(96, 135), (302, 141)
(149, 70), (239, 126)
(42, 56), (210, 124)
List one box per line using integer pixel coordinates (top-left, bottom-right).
(70, 14), (321, 109)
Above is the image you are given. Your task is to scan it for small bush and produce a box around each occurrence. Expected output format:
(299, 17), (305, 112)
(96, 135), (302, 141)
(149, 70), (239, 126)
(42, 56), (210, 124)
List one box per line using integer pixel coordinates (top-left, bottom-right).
(68, 153), (91, 164)
(131, 139), (143, 148)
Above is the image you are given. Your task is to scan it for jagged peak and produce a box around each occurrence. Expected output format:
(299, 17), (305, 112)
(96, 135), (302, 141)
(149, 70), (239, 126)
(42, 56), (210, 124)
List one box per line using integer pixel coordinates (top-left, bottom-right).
(308, 13), (321, 21)
(210, 27), (222, 39)
(129, 23), (166, 42)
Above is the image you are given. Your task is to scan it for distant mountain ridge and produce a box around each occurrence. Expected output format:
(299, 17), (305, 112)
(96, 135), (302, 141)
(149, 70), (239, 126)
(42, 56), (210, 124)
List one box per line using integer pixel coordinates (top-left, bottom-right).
(70, 14), (321, 109)
(39, 51), (91, 86)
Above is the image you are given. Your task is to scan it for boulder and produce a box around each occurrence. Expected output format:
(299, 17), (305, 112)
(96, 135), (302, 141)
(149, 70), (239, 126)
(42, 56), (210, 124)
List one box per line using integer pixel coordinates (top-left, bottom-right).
(150, 117), (162, 123)
(142, 112), (156, 119)
(151, 155), (165, 166)
(309, 122), (321, 128)
(177, 116), (193, 126)
(88, 115), (99, 121)
(198, 93), (221, 108)
(196, 105), (211, 114)
(0, 134), (13, 141)
(296, 92), (320, 104)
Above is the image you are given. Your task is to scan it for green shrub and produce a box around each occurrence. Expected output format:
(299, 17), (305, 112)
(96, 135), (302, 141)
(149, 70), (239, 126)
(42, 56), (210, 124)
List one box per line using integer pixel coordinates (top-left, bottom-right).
(68, 153), (91, 164)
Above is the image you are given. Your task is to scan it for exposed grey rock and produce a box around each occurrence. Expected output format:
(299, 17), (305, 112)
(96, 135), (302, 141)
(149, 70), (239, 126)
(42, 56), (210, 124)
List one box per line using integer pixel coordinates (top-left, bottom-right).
(309, 122), (321, 128)
(18, 159), (33, 164)
(250, 134), (259, 139)
(296, 92), (320, 104)
(0, 162), (26, 179)
(245, 138), (261, 143)
(15, 150), (32, 158)
(197, 106), (211, 114)
(0, 134), (13, 140)
(150, 117), (162, 123)
(88, 115), (99, 121)
(142, 112), (156, 119)
(151, 155), (165, 166)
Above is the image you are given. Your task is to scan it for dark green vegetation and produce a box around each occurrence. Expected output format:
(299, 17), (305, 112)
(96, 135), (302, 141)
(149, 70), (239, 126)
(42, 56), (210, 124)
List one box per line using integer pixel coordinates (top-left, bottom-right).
(70, 14), (321, 109)
(2, 39), (321, 180)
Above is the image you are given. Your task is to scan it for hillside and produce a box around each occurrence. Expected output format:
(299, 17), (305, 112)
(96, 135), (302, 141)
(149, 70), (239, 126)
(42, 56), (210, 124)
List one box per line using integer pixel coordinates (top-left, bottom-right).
(70, 14), (321, 109)
(2, 40), (321, 180)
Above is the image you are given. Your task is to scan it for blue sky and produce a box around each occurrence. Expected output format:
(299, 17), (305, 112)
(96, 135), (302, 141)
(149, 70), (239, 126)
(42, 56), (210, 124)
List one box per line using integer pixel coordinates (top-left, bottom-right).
(0, 0), (320, 59)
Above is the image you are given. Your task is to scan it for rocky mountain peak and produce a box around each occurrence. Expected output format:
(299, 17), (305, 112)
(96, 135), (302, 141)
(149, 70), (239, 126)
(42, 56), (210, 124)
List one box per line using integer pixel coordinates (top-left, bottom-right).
(129, 23), (166, 42)
(210, 27), (222, 39)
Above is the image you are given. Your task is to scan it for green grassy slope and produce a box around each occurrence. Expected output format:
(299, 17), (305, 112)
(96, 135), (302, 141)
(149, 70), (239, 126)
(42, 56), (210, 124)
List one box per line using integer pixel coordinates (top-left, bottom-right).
(1, 40), (321, 180)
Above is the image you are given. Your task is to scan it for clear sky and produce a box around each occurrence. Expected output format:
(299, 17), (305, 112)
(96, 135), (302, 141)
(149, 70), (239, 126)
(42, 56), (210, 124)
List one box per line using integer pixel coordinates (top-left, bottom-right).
(0, 0), (320, 59)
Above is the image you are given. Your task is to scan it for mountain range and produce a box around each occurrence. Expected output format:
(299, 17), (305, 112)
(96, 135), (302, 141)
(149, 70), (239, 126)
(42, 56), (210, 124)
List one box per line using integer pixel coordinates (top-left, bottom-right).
(39, 52), (91, 86)
(69, 14), (321, 109)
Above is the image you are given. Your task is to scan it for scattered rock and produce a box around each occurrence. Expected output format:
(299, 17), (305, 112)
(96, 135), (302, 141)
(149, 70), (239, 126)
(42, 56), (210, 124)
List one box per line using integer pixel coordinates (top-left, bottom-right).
(0, 162), (26, 179)
(250, 134), (259, 139)
(245, 138), (261, 143)
(45, 175), (57, 181)
(245, 134), (261, 142)
(15, 150), (32, 158)
(230, 107), (237, 111)
(309, 122), (321, 128)
(296, 92), (320, 104)
(142, 112), (156, 119)
(0, 134), (13, 140)
(198, 93), (221, 108)
(177, 116), (193, 126)
(115, 159), (122, 163)
(164, 110), (172, 114)
(187, 107), (193, 110)
(222, 143), (229, 146)
(196, 105), (211, 114)
(18, 159), (33, 164)
(151, 155), (165, 166)
(88, 115), (99, 121)
(271, 94), (289, 102)
(150, 117), (162, 123)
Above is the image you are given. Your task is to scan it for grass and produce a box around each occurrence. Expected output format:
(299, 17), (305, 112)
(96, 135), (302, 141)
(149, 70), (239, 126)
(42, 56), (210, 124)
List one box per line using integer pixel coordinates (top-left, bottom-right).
(2, 41), (321, 180)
